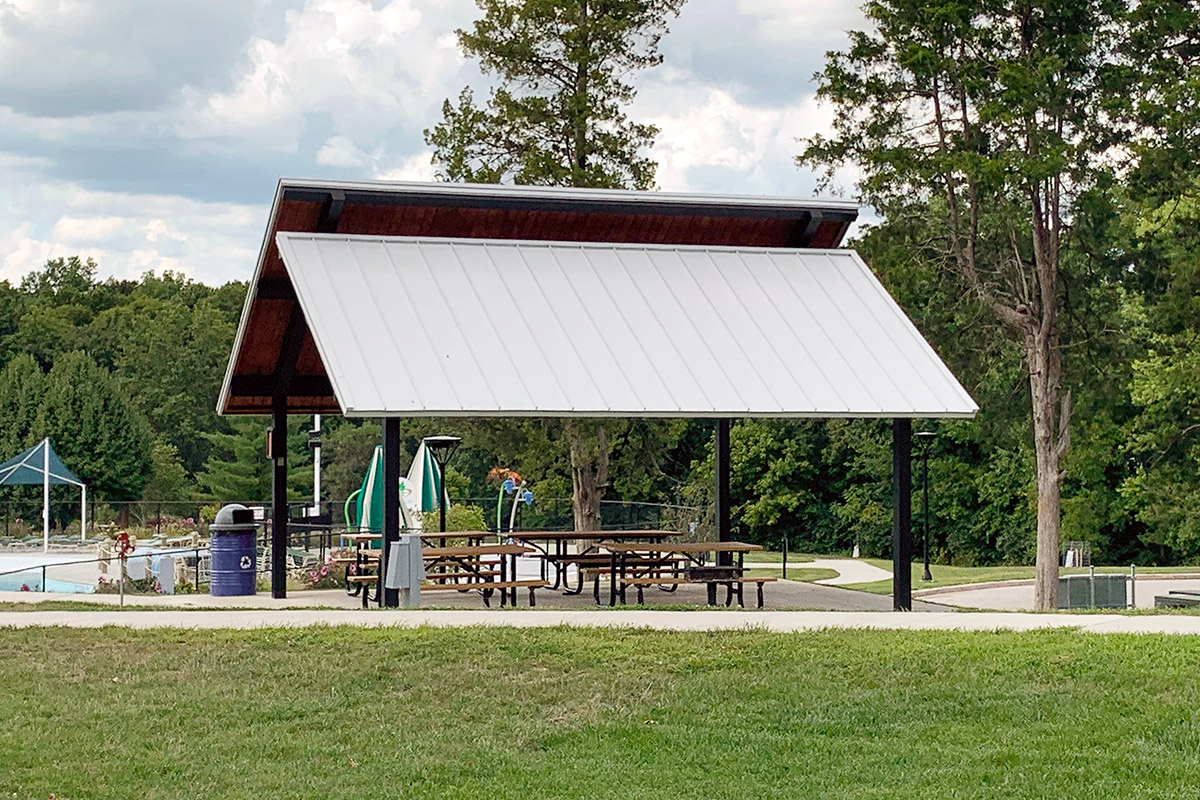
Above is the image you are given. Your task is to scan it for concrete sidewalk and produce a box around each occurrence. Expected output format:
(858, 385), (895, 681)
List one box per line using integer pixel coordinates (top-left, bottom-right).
(3, 607), (1200, 634)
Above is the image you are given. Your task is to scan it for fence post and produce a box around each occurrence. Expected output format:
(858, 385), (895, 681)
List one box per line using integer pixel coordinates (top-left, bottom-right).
(782, 535), (788, 580)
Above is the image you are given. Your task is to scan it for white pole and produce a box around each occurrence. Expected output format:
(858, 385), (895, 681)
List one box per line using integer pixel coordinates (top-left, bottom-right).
(81, 484), (87, 543)
(42, 438), (49, 553)
(313, 414), (321, 508)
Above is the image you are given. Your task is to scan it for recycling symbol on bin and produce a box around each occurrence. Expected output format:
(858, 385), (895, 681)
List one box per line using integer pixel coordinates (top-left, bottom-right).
(240, 555), (252, 570)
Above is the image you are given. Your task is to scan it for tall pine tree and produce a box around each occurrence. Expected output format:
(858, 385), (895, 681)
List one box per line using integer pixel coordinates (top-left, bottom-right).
(425, 0), (684, 530)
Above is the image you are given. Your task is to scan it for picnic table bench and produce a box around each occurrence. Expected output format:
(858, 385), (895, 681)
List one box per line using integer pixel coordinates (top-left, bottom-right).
(601, 542), (773, 608)
(421, 544), (546, 607)
(505, 530), (676, 593)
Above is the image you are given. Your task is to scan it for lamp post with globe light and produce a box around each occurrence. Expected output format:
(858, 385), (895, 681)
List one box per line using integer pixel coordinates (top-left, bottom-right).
(423, 436), (462, 536)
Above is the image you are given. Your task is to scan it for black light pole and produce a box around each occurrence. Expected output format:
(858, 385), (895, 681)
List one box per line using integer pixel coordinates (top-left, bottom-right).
(916, 431), (936, 582)
(424, 435), (462, 536)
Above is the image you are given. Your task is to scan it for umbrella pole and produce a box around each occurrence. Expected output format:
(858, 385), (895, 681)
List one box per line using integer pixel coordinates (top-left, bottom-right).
(43, 439), (49, 553)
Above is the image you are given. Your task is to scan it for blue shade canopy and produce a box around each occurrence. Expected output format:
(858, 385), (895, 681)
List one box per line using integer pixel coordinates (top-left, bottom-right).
(0, 439), (85, 487)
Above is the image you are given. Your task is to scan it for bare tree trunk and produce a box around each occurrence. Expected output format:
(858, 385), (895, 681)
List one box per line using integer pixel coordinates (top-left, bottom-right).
(567, 422), (608, 532)
(1026, 326), (1062, 610)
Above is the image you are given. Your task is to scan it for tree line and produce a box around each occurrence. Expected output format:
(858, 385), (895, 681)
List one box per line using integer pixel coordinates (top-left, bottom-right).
(1, 0), (1197, 594)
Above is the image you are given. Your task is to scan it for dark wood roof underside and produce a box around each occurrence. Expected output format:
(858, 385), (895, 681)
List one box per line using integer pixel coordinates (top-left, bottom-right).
(222, 181), (859, 415)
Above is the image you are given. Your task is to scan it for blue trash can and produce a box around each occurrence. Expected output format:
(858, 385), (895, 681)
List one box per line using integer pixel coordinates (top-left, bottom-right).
(209, 504), (258, 596)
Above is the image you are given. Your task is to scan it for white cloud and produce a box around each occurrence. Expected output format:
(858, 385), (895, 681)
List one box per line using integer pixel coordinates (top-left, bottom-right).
(636, 79), (855, 200)
(316, 135), (370, 168)
(0, 0), (873, 288)
(179, 0), (472, 154)
(374, 151), (437, 182)
(0, 160), (262, 285)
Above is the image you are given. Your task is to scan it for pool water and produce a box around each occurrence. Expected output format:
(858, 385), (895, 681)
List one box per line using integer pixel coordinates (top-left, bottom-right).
(0, 554), (98, 594)
(0, 573), (94, 593)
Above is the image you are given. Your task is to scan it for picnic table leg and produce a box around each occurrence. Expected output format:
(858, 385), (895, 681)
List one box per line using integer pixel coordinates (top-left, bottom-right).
(499, 553), (508, 608)
(737, 552), (746, 607)
(609, 551), (618, 606)
(757, 581), (765, 609)
(509, 552), (518, 607)
(706, 581), (717, 606)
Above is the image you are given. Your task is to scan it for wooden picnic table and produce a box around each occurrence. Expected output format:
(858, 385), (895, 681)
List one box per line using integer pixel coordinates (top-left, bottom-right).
(504, 530), (678, 593)
(422, 543), (540, 607)
(337, 531), (488, 606)
(600, 541), (766, 607)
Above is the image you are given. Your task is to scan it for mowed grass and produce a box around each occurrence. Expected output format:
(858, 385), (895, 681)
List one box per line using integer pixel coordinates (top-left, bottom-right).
(3, 627), (1200, 798)
(844, 561), (1200, 595)
(743, 566), (840, 582)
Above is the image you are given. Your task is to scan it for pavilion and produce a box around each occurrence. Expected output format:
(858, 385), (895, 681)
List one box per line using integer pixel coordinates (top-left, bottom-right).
(218, 179), (977, 609)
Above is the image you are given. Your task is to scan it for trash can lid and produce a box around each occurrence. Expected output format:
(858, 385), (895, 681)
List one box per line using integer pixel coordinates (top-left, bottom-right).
(211, 503), (259, 533)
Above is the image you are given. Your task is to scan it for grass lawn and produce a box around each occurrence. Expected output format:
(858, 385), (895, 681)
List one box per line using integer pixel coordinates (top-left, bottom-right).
(744, 550), (816, 564)
(744, 566), (840, 582)
(843, 561), (1200, 595)
(4, 627), (1200, 798)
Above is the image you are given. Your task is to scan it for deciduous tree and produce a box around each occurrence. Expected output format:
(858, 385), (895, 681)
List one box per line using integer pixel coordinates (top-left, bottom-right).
(800, 0), (1121, 608)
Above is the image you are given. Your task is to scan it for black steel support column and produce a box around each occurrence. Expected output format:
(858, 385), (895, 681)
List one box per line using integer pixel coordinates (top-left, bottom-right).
(381, 418), (401, 608)
(270, 398), (288, 599)
(892, 418), (913, 611)
(715, 418), (732, 566)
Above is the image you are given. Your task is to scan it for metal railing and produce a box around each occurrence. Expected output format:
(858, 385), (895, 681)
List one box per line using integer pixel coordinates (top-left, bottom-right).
(0, 546), (210, 594)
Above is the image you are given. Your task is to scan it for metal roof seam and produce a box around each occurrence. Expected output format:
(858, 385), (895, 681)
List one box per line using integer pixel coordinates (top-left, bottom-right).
(547, 245), (650, 413)
(371, 240), (453, 411)
(649, 249), (751, 413)
(298, 236), (373, 413)
(469, 244), (567, 412)
(732, 250), (851, 413)
(850, 252), (979, 413)
(681, 248), (787, 412)
(445, 241), (542, 411)
(508, 242), (608, 412)
(758, 251), (875, 411)
(832, 252), (950, 413)
(702, 249), (813, 412)
(809, 251), (927, 413)
(576, 246), (679, 412)
(612, 248), (721, 413)
(410, 242), (503, 412)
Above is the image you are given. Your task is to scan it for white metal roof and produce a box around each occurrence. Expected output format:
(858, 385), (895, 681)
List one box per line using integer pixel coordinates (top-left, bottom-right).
(274, 233), (978, 419)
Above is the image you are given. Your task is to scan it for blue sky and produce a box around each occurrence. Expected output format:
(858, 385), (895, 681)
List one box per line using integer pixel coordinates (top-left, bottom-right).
(0, 0), (867, 286)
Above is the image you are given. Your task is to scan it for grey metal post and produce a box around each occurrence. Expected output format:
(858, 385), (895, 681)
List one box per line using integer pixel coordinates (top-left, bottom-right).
(892, 419), (913, 611)
(382, 419), (401, 608)
(270, 398), (288, 599)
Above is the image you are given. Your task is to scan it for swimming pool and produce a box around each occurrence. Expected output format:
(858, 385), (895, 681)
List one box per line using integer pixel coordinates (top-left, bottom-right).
(0, 554), (98, 594)
(0, 572), (94, 593)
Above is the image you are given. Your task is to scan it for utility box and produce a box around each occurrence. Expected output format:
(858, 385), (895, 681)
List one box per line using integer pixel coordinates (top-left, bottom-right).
(384, 535), (425, 607)
(1058, 574), (1127, 609)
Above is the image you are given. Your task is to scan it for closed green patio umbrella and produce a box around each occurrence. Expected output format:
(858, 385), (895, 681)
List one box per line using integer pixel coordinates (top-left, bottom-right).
(353, 446), (418, 534)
